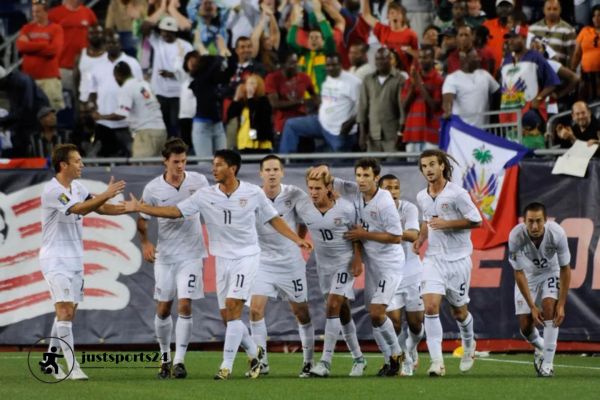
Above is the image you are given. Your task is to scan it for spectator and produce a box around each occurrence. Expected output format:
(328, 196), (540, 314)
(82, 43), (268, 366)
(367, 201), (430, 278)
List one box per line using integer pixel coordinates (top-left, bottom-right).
(144, 0), (192, 32)
(442, 49), (500, 127)
(571, 5), (600, 103)
(287, 0), (336, 93)
(499, 29), (560, 123)
(82, 31), (143, 157)
(438, 1), (469, 31)
(265, 52), (317, 137)
(74, 24), (106, 107)
(176, 50), (200, 152)
(438, 27), (458, 71)
(401, 45), (444, 152)
(146, 16), (193, 139)
(403, 0), (435, 40)
(574, 0), (600, 27)
(93, 62), (168, 157)
(555, 101), (600, 155)
(190, 0), (230, 56)
(422, 24), (443, 64)
(279, 53), (361, 153)
(225, 36), (268, 98)
(528, 0), (577, 67)
(520, 109), (546, 149)
(357, 47), (404, 152)
(466, 0), (486, 27)
(106, 0), (149, 57)
(48, 0), (97, 93)
(32, 106), (64, 158)
(189, 53), (229, 157)
(0, 66), (50, 157)
(227, 74), (274, 153)
(361, 0), (418, 72)
(250, 5), (281, 74)
(16, 0), (64, 111)
(482, 0), (526, 72)
(347, 42), (375, 80)
(446, 25), (494, 75)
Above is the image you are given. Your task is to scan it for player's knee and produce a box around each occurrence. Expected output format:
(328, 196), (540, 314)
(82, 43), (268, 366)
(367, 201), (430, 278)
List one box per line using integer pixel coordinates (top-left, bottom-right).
(424, 304), (439, 315)
(156, 303), (171, 318)
(294, 307), (311, 325)
(450, 306), (468, 321)
(177, 302), (192, 317)
(249, 305), (264, 321)
(55, 303), (74, 321)
(369, 307), (386, 326)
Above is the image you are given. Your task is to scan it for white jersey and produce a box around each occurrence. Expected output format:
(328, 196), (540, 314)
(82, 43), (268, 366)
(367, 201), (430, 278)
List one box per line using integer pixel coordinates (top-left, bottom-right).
(417, 181), (482, 261)
(334, 179), (404, 270)
(39, 178), (90, 269)
(296, 197), (356, 271)
(508, 221), (570, 283)
(398, 200), (422, 281)
(141, 171), (209, 263)
(256, 184), (307, 271)
(177, 181), (278, 259)
(115, 78), (166, 131)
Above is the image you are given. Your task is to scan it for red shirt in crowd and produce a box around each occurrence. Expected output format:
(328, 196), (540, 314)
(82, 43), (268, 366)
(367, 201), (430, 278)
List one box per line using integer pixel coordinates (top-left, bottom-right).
(265, 70), (315, 133)
(372, 22), (418, 72)
(48, 4), (97, 69)
(401, 68), (444, 144)
(16, 22), (64, 79)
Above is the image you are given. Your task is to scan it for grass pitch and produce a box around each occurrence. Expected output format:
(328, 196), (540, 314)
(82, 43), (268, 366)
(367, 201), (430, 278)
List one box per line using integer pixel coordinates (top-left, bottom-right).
(1, 351), (599, 400)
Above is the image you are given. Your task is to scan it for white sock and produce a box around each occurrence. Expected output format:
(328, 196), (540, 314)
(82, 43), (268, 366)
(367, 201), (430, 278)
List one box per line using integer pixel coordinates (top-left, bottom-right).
(425, 314), (443, 363)
(48, 317), (60, 354)
(173, 315), (192, 365)
(398, 325), (408, 354)
(221, 319), (245, 371)
(520, 328), (544, 351)
(542, 321), (559, 367)
(457, 312), (474, 349)
(56, 321), (75, 370)
(378, 317), (402, 356)
(373, 327), (391, 363)
(298, 322), (315, 363)
(250, 319), (268, 364)
(240, 322), (258, 359)
(154, 315), (173, 363)
(322, 317), (341, 364)
(406, 325), (424, 356)
(341, 320), (363, 359)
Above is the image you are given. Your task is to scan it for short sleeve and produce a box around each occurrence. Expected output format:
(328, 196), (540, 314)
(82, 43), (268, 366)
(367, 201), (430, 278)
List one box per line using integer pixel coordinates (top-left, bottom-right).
(442, 74), (457, 95)
(554, 225), (571, 267)
(44, 186), (82, 216)
(177, 191), (202, 217)
(256, 190), (279, 225)
(403, 202), (420, 231)
(456, 191), (482, 223)
(486, 71), (500, 93)
(381, 203), (403, 237)
(333, 178), (359, 198)
(507, 229), (522, 270)
(140, 184), (156, 220)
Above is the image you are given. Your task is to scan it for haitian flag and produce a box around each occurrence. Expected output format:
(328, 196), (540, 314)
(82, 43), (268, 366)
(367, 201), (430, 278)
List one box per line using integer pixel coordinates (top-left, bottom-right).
(440, 116), (530, 249)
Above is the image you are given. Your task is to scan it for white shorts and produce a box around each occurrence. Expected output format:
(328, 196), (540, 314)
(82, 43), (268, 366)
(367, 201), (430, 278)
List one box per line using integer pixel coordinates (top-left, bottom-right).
(252, 265), (308, 303)
(154, 259), (204, 302)
(216, 253), (260, 309)
(43, 270), (84, 304)
(421, 255), (471, 307)
(514, 274), (560, 315)
(318, 265), (355, 300)
(368, 268), (403, 306)
(387, 278), (424, 313)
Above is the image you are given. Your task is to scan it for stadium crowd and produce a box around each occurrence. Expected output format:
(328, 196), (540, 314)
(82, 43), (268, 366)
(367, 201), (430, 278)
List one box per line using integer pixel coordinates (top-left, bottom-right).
(0, 0), (599, 158)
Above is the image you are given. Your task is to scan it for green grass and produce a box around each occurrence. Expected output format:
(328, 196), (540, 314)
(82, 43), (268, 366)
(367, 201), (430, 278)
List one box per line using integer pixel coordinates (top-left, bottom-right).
(1, 351), (599, 400)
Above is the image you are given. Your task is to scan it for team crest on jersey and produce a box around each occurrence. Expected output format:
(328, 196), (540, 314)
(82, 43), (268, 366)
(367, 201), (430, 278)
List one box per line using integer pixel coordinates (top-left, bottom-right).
(58, 193), (70, 205)
(285, 200), (292, 208)
(239, 198), (248, 207)
(370, 211), (377, 219)
(334, 217), (342, 226)
(189, 189), (196, 195)
(441, 203), (450, 212)
(544, 247), (556, 257)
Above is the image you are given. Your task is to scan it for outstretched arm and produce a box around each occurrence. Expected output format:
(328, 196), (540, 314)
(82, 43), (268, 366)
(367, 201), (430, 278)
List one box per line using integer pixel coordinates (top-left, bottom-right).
(122, 193), (183, 219)
(343, 224), (402, 244)
(69, 177), (126, 216)
(269, 216), (313, 250)
(360, 0), (378, 27)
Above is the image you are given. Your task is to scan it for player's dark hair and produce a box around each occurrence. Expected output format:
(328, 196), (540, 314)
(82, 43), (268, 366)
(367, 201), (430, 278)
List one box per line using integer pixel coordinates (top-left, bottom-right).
(214, 149), (242, 176)
(260, 154), (284, 170)
(113, 61), (132, 78)
(419, 149), (455, 181)
(523, 202), (547, 219)
(162, 138), (188, 159)
(52, 143), (79, 173)
(378, 174), (399, 187)
(354, 157), (381, 177)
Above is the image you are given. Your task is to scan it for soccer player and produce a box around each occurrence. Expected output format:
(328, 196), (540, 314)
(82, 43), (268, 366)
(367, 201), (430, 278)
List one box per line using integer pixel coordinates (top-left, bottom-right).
(378, 174), (425, 377)
(310, 159), (406, 376)
(123, 150), (312, 380)
(249, 155), (314, 378)
(40, 144), (126, 380)
(136, 138), (209, 379)
(508, 202), (571, 377)
(297, 168), (366, 377)
(414, 149), (482, 377)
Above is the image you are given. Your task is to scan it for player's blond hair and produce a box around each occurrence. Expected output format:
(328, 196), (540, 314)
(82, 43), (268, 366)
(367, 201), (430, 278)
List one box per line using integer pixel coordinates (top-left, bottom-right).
(305, 167), (336, 200)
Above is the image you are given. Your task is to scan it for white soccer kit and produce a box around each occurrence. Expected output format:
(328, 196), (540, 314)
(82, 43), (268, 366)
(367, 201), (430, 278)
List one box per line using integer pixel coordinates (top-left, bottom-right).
(508, 221), (571, 315)
(177, 181), (279, 308)
(40, 178), (91, 303)
(416, 181), (482, 306)
(141, 171), (209, 301)
(253, 184), (309, 303)
(335, 179), (405, 306)
(296, 197), (357, 299)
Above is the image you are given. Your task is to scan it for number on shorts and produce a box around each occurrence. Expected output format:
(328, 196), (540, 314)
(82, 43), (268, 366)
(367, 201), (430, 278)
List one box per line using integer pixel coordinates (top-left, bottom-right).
(533, 258), (548, 269)
(188, 274), (196, 288)
(319, 229), (333, 241)
(547, 277), (559, 289)
(336, 272), (348, 284)
(292, 279), (303, 293)
(459, 282), (466, 296)
(223, 210), (232, 224)
(235, 274), (245, 288)
(378, 280), (386, 292)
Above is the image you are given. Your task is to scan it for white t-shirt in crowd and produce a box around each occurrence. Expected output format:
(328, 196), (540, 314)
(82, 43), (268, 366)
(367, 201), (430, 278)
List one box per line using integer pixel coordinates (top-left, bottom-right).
(115, 78), (166, 131)
(78, 49), (107, 102)
(319, 71), (362, 136)
(442, 69), (500, 127)
(176, 70), (197, 119)
(149, 34), (193, 98)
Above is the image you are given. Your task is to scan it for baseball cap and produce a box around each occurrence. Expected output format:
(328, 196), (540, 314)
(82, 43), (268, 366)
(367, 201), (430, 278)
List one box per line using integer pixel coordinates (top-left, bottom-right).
(158, 16), (178, 33)
(496, 0), (515, 6)
(522, 110), (544, 129)
(37, 106), (55, 120)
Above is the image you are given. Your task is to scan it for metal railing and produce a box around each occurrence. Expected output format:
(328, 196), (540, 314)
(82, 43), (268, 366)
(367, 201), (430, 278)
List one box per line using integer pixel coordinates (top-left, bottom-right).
(458, 109), (523, 143)
(546, 101), (600, 147)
